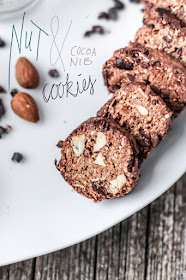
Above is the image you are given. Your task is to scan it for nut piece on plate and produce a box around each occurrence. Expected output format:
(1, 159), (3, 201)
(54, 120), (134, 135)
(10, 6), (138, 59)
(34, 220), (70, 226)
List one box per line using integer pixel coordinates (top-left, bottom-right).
(56, 117), (140, 202)
(16, 57), (40, 89)
(11, 92), (39, 123)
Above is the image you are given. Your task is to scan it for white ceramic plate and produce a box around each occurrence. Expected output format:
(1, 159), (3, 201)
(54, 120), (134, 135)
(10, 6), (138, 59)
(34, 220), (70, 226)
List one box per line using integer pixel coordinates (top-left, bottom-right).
(0, 0), (185, 266)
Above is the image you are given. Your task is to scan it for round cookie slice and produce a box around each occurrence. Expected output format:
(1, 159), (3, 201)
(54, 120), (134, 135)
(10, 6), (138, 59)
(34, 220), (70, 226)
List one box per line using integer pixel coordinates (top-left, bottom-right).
(56, 117), (140, 202)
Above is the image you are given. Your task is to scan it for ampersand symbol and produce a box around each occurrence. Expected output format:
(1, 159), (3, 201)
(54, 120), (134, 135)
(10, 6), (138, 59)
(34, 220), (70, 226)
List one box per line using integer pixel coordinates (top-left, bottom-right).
(50, 16), (72, 72)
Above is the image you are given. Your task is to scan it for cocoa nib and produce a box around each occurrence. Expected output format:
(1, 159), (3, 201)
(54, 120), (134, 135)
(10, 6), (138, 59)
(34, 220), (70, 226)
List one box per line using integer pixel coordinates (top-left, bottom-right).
(152, 60), (161, 67)
(12, 153), (23, 163)
(127, 74), (135, 82)
(0, 126), (6, 138)
(108, 8), (118, 20)
(98, 12), (110, 20)
(144, 50), (149, 56)
(141, 62), (150, 69)
(150, 85), (161, 95)
(130, 0), (140, 3)
(114, 0), (125, 10)
(139, 129), (151, 139)
(57, 140), (63, 148)
(0, 38), (6, 48)
(151, 99), (157, 105)
(127, 159), (134, 173)
(176, 47), (182, 57)
(10, 88), (18, 97)
(0, 98), (5, 119)
(162, 36), (172, 43)
(92, 25), (104, 34)
(84, 26), (104, 37)
(148, 24), (155, 29)
(49, 69), (59, 78)
(0, 86), (6, 93)
(0, 125), (11, 139)
(92, 183), (108, 197)
(115, 58), (134, 70)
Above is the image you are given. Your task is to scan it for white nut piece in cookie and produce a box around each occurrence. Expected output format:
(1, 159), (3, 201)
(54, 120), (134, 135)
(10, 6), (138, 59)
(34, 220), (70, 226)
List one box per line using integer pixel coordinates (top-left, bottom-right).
(93, 132), (106, 152)
(136, 105), (149, 116)
(109, 174), (126, 194)
(71, 135), (85, 157)
(94, 153), (106, 167)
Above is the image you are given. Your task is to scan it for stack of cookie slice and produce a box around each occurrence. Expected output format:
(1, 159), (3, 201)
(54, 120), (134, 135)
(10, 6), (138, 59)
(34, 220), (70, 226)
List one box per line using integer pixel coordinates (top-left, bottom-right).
(56, 1), (186, 202)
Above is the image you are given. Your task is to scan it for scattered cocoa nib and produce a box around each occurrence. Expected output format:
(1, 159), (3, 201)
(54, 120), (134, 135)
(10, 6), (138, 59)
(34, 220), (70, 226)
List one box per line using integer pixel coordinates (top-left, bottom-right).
(144, 50), (149, 56)
(177, 47), (182, 57)
(151, 135), (162, 147)
(114, 0), (125, 10)
(127, 74), (135, 82)
(137, 139), (147, 147)
(0, 86), (6, 93)
(170, 22), (179, 30)
(156, 7), (170, 17)
(57, 140), (63, 148)
(0, 125), (11, 139)
(49, 69), (59, 78)
(112, 84), (120, 91)
(0, 126), (6, 138)
(162, 36), (172, 43)
(84, 30), (94, 37)
(151, 85), (161, 94)
(139, 129), (151, 139)
(92, 183), (108, 197)
(141, 62), (150, 68)
(0, 38), (6, 48)
(10, 88), (18, 97)
(129, 49), (140, 58)
(115, 58), (134, 70)
(84, 26), (104, 37)
(173, 67), (179, 74)
(151, 99), (157, 105)
(127, 159), (134, 173)
(130, 0), (140, 3)
(12, 152), (23, 163)
(108, 8), (118, 20)
(92, 25), (104, 34)
(98, 12), (110, 20)
(0, 98), (5, 119)
(5, 125), (12, 134)
(152, 60), (161, 67)
(148, 24), (155, 29)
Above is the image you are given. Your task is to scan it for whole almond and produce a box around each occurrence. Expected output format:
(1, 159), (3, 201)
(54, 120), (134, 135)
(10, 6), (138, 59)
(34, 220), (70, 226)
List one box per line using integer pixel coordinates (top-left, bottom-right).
(16, 57), (40, 89)
(11, 92), (39, 123)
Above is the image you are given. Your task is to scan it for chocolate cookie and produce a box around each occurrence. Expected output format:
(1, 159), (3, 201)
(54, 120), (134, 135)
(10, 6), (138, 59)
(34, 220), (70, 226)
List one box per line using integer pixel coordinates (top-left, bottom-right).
(97, 83), (173, 161)
(56, 117), (140, 202)
(141, 0), (186, 25)
(135, 5), (186, 66)
(103, 42), (186, 115)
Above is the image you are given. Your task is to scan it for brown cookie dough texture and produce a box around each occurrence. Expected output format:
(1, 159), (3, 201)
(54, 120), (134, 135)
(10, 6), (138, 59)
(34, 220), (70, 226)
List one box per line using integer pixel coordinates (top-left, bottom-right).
(135, 5), (186, 66)
(141, 0), (186, 25)
(97, 83), (173, 161)
(103, 42), (186, 116)
(56, 117), (140, 202)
